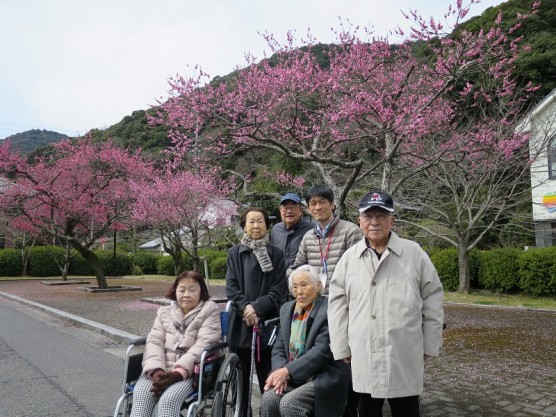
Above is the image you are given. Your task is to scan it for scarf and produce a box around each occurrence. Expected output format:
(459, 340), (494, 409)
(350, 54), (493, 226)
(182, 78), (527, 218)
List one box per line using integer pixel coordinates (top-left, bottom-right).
(288, 302), (314, 361)
(240, 233), (273, 273)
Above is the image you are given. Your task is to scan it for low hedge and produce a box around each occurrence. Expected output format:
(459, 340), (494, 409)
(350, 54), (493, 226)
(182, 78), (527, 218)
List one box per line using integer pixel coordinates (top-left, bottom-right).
(430, 248), (459, 291)
(28, 246), (67, 277)
(209, 257), (227, 279)
(133, 251), (160, 275)
(0, 248), (22, 276)
(156, 255), (194, 276)
(477, 248), (521, 292)
(518, 246), (556, 296)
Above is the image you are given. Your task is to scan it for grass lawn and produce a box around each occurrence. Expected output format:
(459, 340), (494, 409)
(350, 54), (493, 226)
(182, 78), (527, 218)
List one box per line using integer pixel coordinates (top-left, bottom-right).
(444, 290), (556, 310)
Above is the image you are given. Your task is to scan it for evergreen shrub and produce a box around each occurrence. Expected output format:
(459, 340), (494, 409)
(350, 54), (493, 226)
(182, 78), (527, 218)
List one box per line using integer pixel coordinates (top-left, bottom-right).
(95, 250), (133, 276)
(28, 246), (66, 277)
(430, 248), (459, 291)
(0, 249), (22, 276)
(69, 252), (94, 276)
(134, 251), (160, 274)
(477, 248), (521, 292)
(210, 257), (227, 279)
(518, 247), (556, 296)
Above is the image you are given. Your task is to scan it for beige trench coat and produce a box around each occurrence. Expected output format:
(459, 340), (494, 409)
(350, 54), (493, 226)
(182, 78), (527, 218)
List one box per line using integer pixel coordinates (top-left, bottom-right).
(328, 233), (444, 398)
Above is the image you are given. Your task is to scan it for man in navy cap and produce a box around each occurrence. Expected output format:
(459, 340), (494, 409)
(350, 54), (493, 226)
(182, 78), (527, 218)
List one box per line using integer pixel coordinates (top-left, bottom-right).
(271, 192), (313, 269)
(328, 190), (444, 417)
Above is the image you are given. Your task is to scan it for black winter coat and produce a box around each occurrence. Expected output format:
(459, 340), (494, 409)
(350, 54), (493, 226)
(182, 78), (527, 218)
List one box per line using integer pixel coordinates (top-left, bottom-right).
(225, 244), (287, 348)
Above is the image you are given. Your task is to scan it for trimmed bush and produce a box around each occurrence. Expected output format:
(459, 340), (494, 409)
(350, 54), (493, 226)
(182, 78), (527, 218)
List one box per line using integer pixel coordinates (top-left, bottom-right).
(69, 252), (94, 276)
(95, 250), (133, 276)
(430, 248), (459, 291)
(157, 256), (178, 276)
(210, 256), (227, 279)
(0, 248), (23, 276)
(28, 246), (67, 277)
(469, 249), (481, 289)
(199, 249), (227, 264)
(518, 247), (556, 296)
(477, 248), (521, 292)
(134, 251), (160, 275)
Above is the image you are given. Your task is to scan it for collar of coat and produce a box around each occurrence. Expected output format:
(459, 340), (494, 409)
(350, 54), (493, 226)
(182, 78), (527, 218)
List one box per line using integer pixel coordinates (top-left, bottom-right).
(354, 231), (403, 258)
(312, 214), (340, 238)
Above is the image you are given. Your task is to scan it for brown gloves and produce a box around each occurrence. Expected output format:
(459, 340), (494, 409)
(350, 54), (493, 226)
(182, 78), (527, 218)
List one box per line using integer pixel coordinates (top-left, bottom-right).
(150, 371), (184, 396)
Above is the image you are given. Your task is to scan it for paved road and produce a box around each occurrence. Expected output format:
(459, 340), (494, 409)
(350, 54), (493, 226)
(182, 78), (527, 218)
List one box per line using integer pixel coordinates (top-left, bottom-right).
(0, 297), (126, 417)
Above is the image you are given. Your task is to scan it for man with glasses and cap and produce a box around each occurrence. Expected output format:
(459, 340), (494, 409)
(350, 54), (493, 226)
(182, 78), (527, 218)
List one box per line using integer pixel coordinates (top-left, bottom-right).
(328, 191), (444, 417)
(271, 192), (314, 269)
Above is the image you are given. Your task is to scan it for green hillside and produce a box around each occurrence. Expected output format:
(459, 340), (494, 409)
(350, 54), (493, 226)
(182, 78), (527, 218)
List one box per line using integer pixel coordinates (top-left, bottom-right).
(2, 129), (68, 154)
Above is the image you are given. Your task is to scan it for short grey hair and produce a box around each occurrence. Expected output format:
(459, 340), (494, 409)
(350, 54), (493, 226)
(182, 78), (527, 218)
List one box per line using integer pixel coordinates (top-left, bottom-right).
(288, 264), (323, 295)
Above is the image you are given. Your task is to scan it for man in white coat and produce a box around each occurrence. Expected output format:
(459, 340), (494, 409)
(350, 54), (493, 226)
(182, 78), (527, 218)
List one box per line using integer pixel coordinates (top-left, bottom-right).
(328, 191), (444, 417)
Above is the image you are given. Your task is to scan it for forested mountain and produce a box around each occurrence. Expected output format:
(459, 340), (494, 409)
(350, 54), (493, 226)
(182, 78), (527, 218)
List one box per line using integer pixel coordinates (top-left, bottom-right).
(1, 129), (68, 154)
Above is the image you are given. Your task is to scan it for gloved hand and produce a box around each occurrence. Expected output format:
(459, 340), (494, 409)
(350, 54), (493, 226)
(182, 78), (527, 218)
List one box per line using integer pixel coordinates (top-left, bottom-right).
(151, 371), (184, 396)
(149, 368), (165, 384)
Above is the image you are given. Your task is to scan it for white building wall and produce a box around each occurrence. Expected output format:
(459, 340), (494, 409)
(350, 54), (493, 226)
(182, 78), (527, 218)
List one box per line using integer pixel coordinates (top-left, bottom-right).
(524, 89), (556, 246)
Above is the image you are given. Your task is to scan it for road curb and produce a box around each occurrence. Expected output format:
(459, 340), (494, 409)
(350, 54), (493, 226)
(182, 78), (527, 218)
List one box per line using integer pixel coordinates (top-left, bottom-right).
(0, 291), (140, 344)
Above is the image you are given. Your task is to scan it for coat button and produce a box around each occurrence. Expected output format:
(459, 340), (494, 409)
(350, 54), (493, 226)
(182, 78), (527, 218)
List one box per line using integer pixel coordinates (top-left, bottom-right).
(371, 315), (376, 320)
(371, 281), (376, 286)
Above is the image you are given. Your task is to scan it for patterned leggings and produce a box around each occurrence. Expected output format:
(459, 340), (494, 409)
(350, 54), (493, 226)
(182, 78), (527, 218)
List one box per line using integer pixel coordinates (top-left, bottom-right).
(260, 381), (315, 417)
(130, 375), (194, 417)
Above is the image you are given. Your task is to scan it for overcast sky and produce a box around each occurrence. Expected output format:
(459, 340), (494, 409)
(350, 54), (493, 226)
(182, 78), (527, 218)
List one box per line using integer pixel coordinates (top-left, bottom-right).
(0, 0), (504, 140)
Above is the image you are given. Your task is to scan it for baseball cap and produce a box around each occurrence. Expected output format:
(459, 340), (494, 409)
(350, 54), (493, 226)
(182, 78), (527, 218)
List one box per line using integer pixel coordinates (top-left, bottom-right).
(279, 192), (302, 204)
(358, 191), (394, 213)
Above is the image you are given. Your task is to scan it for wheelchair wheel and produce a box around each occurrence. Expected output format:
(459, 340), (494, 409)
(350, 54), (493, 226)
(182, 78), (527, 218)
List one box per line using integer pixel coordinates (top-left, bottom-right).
(211, 353), (244, 417)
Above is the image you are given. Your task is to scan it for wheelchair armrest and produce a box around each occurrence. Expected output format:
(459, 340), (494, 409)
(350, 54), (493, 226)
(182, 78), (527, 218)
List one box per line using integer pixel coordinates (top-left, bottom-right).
(203, 342), (229, 354)
(129, 337), (147, 346)
(264, 317), (280, 326)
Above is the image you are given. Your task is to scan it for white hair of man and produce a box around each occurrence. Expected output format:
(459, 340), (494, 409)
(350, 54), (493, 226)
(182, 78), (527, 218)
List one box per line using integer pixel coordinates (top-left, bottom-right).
(288, 264), (324, 295)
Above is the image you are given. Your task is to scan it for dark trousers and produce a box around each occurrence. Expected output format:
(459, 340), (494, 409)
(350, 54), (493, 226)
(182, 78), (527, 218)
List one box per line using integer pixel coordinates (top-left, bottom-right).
(342, 379), (359, 417)
(358, 394), (421, 417)
(231, 346), (272, 416)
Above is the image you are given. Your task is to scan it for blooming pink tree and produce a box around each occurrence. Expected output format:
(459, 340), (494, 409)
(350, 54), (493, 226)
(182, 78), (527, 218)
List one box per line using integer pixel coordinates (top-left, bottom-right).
(0, 138), (152, 288)
(132, 168), (235, 274)
(391, 1), (543, 292)
(152, 1), (538, 216)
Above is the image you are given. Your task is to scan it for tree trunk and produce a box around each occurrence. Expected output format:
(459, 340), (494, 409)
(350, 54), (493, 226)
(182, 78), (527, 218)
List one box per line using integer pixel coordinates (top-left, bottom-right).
(61, 244), (71, 281)
(172, 251), (184, 275)
(71, 243), (108, 289)
(20, 248), (29, 276)
(457, 243), (470, 293)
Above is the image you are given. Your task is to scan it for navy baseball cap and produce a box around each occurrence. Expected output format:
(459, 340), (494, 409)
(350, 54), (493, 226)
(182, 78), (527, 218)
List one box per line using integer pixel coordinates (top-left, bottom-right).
(279, 192), (302, 204)
(358, 191), (394, 213)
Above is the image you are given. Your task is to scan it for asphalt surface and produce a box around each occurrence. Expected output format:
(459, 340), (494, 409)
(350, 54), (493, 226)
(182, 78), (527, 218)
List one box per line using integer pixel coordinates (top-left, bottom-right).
(1, 278), (555, 417)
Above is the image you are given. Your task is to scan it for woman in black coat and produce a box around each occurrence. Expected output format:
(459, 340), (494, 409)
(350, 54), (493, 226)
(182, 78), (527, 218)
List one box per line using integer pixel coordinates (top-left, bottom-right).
(225, 207), (288, 411)
(260, 265), (350, 417)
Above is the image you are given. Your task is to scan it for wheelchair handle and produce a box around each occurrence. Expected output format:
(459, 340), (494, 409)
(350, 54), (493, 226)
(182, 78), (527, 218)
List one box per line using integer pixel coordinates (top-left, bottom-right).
(128, 337), (147, 346)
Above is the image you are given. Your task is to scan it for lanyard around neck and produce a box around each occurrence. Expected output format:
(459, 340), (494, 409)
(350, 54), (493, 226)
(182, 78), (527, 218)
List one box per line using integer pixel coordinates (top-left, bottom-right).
(318, 225), (336, 267)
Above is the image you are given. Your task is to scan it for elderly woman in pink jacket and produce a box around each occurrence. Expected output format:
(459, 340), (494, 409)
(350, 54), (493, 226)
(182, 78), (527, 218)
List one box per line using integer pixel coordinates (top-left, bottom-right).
(130, 271), (221, 417)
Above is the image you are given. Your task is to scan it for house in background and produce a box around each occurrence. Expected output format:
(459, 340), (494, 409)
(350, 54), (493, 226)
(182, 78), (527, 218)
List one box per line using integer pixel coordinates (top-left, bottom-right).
(138, 199), (238, 255)
(520, 88), (556, 247)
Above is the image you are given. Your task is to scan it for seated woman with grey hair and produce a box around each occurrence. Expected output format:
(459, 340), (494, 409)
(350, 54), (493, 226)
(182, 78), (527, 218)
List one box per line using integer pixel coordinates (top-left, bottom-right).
(260, 265), (350, 417)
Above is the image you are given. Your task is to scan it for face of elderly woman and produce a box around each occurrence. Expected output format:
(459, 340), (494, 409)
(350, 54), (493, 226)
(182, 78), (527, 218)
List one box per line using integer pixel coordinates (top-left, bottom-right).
(176, 278), (202, 315)
(292, 272), (320, 309)
(244, 210), (267, 239)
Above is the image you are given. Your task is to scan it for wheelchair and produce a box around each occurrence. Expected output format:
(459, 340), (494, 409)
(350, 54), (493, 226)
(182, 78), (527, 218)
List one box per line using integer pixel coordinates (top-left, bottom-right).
(113, 304), (245, 417)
